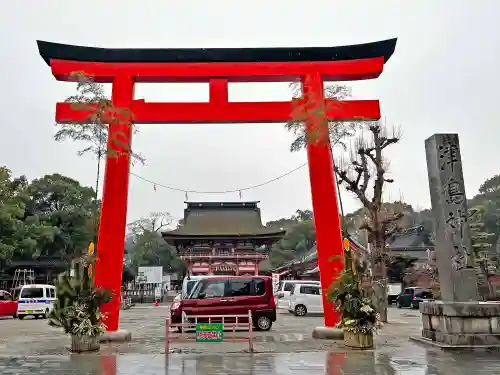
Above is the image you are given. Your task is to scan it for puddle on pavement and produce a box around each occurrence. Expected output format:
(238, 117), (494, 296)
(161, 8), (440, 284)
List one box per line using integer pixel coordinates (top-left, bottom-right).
(1, 344), (500, 374)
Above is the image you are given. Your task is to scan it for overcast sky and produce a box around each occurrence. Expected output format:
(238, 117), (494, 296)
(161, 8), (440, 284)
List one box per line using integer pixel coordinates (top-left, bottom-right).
(0, 0), (499, 226)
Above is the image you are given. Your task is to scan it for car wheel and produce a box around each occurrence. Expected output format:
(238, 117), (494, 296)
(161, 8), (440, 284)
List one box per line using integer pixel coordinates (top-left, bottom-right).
(255, 316), (272, 331)
(412, 303), (420, 309)
(396, 300), (402, 309)
(18, 315), (25, 320)
(294, 304), (307, 317)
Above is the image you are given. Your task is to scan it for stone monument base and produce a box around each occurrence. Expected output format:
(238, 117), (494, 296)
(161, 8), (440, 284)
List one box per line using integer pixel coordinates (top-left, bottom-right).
(99, 329), (132, 343)
(414, 300), (500, 348)
(312, 326), (344, 340)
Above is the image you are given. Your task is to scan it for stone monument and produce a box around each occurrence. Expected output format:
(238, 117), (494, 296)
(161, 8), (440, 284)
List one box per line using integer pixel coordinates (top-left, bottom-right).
(415, 133), (500, 348)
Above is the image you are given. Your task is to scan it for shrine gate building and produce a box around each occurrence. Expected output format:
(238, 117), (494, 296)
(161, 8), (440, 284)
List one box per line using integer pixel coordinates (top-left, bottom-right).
(162, 202), (285, 276)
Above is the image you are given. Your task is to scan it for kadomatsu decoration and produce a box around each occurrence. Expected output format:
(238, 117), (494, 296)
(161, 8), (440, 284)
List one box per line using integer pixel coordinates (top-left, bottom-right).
(48, 254), (113, 352)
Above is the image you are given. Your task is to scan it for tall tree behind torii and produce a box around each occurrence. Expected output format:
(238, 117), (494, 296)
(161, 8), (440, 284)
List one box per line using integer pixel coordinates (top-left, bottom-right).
(285, 82), (403, 321)
(334, 122), (403, 322)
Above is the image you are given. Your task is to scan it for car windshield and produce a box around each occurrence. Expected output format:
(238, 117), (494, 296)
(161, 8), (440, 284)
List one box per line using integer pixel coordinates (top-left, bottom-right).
(187, 280), (203, 298)
(0, 292), (12, 301)
(184, 280), (197, 297)
(20, 287), (43, 299)
(416, 290), (432, 299)
(189, 279), (227, 299)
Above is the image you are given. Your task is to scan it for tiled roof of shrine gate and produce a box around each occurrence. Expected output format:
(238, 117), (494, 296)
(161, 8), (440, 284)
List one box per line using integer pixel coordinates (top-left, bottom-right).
(162, 202), (286, 245)
(37, 38), (397, 65)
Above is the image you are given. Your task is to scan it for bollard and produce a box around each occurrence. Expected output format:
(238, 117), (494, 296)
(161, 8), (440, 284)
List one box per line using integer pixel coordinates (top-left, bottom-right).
(248, 310), (254, 353)
(165, 318), (170, 354)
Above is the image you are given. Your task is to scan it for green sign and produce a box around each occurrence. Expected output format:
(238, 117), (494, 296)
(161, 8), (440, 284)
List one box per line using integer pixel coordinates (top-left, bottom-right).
(195, 323), (224, 342)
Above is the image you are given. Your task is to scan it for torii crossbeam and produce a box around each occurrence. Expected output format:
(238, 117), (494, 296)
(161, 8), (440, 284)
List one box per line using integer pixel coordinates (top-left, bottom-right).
(37, 38), (397, 332)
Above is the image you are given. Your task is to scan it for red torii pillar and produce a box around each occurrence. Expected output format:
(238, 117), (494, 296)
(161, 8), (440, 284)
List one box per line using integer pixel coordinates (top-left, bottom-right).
(37, 39), (397, 331)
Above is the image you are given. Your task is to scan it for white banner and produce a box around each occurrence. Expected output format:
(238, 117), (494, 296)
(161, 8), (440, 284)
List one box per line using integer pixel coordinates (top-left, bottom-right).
(138, 266), (163, 284)
(272, 273), (280, 294)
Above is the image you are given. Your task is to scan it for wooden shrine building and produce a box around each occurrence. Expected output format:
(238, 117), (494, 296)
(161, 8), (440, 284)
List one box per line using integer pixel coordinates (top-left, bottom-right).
(0, 255), (69, 291)
(162, 202), (286, 276)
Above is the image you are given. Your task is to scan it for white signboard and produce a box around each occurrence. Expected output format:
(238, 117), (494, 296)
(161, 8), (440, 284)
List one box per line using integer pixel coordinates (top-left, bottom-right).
(154, 286), (162, 299)
(138, 266), (163, 284)
(272, 273), (280, 295)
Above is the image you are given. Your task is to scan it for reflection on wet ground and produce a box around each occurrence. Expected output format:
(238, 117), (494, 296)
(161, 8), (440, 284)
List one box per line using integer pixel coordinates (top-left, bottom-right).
(1, 342), (500, 375)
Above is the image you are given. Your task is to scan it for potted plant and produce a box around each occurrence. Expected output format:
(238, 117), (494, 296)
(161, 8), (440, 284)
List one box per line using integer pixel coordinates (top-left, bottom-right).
(48, 254), (112, 352)
(327, 248), (381, 349)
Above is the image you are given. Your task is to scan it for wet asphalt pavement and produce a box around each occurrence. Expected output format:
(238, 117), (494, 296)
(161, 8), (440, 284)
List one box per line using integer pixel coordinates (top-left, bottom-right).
(1, 347), (500, 375)
(1, 306), (500, 374)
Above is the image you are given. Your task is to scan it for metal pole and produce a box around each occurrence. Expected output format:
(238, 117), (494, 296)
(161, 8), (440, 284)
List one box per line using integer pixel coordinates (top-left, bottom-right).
(93, 128), (103, 247)
(331, 145), (345, 234)
(334, 168), (345, 220)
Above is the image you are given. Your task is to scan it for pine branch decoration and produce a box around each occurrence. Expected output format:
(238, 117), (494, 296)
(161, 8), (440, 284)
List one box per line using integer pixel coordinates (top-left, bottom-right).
(48, 254), (113, 337)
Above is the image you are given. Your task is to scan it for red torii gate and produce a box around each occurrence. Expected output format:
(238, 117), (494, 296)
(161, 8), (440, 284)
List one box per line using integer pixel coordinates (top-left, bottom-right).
(37, 39), (397, 332)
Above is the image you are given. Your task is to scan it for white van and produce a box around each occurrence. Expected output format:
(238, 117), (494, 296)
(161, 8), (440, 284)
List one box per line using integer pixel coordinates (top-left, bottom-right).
(276, 280), (321, 309)
(15, 284), (56, 319)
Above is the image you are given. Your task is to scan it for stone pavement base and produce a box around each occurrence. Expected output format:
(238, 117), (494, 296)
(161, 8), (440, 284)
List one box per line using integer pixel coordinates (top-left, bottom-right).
(312, 326), (344, 340)
(418, 300), (500, 347)
(100, 329), (132, 343)
(410, 335), (500, 351)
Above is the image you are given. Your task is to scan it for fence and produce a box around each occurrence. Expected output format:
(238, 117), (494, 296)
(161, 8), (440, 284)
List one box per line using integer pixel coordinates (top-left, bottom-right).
(122, 283), (163, 304)
(165, 310), (254, 353)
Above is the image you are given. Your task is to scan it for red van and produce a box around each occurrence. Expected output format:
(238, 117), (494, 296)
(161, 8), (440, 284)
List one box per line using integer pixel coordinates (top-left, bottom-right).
(170, 276), (276, 331)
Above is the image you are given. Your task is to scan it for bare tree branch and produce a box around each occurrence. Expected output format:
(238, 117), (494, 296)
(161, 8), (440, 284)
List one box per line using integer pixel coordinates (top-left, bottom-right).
(55, 72), (145, 165)
(285, 82), (364, 152)
(128, 212), (174, 236)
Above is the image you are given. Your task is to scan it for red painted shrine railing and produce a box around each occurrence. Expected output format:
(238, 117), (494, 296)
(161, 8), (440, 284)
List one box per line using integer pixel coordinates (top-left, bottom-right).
(38, 39), (397, 331)
(180, 253), (268, 259)
(165, 310), (254, 354)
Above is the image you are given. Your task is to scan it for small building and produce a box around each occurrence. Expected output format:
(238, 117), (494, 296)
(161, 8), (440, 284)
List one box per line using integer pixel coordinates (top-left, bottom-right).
(299, 234), (366, 280)
(162, 202), (286, 276)
(269, 246), (319, 280)
(0, 256), (69, 290)
(387, 225), (434, 269)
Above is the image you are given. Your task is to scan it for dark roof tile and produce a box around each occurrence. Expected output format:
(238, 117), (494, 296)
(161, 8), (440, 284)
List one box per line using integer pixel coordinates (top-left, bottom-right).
(163, 202), (285, 240)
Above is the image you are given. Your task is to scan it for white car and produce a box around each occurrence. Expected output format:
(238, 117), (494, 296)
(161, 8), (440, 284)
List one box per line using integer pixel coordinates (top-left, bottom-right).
(276, 280), (321, 309)
(287, 283), (323, 316)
